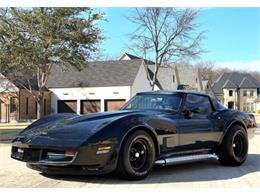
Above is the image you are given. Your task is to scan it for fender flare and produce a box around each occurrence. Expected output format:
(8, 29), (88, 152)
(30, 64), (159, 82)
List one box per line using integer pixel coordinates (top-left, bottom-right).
(118, 124), (160, 158)
(219, 119), (247, 144)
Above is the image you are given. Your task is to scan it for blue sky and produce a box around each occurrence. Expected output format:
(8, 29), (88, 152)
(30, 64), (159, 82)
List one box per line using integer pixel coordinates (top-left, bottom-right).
(97, 8), (260, 71)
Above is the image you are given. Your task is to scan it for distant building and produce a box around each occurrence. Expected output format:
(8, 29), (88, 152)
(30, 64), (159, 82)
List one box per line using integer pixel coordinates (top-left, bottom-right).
(47, 59), (151, 114)
(149, 65), (204, 92)
(212, 72), (260, 112)
(0, 73), (51, 122)
(47, 53), (205, 115)
(255, 98), (260, 113)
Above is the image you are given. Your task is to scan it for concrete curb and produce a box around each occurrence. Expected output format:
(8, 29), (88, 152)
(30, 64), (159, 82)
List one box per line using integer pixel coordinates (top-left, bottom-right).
(0, 123), (30, 130)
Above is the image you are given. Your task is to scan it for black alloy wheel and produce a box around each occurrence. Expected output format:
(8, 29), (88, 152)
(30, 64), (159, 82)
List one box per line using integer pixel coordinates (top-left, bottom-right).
(129, 138), (148, 171)
(116, 130), (155, 180)
(218, 125), (248, 166)
(232, 132), (247, 161)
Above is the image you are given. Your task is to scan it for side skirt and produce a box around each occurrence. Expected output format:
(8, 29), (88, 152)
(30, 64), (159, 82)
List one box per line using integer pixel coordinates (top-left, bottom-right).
(154, 153), (219, 166)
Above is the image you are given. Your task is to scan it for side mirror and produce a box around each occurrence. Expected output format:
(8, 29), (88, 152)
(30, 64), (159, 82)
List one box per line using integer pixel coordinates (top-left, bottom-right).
(183, 109), (193, 119)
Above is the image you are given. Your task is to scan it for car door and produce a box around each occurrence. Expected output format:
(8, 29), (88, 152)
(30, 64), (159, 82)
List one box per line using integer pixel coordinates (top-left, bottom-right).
(177, 94), (219, 152)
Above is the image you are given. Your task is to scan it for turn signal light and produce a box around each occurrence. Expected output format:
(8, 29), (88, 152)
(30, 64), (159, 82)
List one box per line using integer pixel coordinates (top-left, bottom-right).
(65, 149), (77, 157)
(96, 146), (112, 154)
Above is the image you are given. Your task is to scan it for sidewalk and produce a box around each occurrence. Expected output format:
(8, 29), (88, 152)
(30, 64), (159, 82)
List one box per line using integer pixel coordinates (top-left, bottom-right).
(0, 123), (30, 143)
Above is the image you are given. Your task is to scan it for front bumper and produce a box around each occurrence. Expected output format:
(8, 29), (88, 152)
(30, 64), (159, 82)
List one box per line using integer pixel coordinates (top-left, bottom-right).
(11, 144), (77, 166)
(26, 163), (115, 175)
(11, 141), (118, 175)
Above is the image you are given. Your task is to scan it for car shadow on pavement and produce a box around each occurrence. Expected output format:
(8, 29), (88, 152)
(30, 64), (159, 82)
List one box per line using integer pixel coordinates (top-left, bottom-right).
(40, 153), (260, 184)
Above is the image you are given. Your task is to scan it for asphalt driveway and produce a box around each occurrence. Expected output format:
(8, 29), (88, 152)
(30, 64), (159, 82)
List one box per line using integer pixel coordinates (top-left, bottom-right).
(1, 132), (260, 188)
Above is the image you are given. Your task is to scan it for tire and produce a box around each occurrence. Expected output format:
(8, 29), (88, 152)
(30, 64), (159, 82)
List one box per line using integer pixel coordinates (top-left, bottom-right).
(116, 130), (155, 180)
(218, 125), (248, 166)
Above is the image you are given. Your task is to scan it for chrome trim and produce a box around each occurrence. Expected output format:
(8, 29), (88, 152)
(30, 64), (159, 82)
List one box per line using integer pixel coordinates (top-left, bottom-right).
(12, 142), (30, 148)
(31, 152), (78, 166)
(154, 153), (219, 166)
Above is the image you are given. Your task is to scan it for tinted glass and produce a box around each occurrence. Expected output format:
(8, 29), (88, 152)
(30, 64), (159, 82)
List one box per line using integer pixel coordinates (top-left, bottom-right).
(184, 94), (213, 115)
(122, 94), (183, 112)
(212, 98), (227, 111)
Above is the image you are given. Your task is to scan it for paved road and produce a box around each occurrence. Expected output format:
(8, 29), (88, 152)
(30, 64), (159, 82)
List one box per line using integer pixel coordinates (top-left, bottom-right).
(1, 133), (260, 188)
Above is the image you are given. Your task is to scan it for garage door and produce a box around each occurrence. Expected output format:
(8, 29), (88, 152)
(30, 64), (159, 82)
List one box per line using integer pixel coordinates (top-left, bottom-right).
(105, 99), (126, 111)
(57, 100), (77, 113)
(80, 100), (101, 114)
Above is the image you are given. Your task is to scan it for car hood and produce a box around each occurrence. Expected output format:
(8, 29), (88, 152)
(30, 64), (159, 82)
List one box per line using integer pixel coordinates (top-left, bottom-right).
(16, 110), (165, 147)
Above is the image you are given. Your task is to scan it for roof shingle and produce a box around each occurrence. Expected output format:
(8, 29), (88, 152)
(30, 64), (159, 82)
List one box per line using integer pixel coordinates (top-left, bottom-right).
(212, 72), (260, 94)
(47, 59), (143, 88)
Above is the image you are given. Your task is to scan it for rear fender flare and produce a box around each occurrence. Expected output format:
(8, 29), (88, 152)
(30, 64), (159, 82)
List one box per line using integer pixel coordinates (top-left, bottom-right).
(219, 119), (247, 144)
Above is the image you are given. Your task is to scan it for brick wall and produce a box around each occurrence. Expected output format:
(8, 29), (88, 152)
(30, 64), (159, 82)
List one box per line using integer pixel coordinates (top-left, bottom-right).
(19, 89), (51, 120)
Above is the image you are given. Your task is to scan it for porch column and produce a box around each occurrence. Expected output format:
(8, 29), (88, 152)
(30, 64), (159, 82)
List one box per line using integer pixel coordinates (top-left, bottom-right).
(77, 99), (81, 114)
(100, 99), (105, 112)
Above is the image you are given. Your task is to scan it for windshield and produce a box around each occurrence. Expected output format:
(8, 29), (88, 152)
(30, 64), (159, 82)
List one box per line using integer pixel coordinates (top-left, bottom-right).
(122, 94), (183, 112)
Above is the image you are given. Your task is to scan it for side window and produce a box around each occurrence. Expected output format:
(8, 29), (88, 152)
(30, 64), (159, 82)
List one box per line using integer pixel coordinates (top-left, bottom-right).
(184, 94), (213, 115)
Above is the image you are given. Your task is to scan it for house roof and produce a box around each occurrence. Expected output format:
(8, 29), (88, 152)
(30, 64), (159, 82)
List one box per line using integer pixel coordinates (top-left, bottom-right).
(222, 80), (237, 89)
(1, 71), (43, 91)
(119, 53), (142, 60)
(176, 66), (200, 89)
(239, 77), (258, 88)
(212, 72), (260, 94)
(120, 52), (155, 65)
(147, 65), (175, 90)
(147, 65), (200, 90)
(47, 59), (144, 88)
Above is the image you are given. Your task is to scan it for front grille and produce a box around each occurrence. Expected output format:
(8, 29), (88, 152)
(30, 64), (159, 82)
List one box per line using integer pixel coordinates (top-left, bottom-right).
(12, 147), (41, 162)
(23, 148), (41, 161)
(11, 146), (75, 164)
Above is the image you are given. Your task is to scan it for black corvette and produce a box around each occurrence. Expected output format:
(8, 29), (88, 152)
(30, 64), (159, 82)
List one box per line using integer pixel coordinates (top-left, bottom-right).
(11, 90), (257, 180)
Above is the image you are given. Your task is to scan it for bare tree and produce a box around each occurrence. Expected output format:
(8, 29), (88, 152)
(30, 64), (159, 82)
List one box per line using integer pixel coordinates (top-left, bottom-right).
(127, 8), (204, 90)
(195, 61), (216, 82)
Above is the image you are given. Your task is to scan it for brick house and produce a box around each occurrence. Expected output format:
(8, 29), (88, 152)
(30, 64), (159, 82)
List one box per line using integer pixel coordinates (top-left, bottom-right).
(0, 73), (51, 122)
(212, 72), (260, 112)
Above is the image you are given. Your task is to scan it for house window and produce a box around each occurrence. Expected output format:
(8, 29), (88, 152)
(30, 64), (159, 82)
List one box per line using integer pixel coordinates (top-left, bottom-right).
(10, 97), (17, 113)
(229, 90), (233, 96)
(26, 97), (29, 115)
(173, 75), (175, 83)
(244, 103), (254, 113)
(243, 90), (247, 96)
(250, 90), (254, 96)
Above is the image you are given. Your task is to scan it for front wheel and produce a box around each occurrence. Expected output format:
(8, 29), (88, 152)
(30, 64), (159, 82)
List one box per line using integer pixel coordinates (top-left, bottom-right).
(116, 130), (155, 180)
(218, 125), (248, 166)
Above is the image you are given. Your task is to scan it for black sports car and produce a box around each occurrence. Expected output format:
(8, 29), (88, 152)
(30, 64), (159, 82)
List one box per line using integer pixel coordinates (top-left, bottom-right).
(11, 90), (257, 180)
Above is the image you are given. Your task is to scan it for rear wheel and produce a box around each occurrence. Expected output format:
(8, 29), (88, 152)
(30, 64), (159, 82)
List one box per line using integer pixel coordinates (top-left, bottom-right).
(116, 130), (155, 180)
(218, 125), (248, 166)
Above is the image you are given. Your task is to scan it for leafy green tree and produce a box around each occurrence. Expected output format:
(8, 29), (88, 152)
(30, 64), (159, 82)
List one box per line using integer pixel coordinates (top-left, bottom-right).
(0, 8), (104, 118)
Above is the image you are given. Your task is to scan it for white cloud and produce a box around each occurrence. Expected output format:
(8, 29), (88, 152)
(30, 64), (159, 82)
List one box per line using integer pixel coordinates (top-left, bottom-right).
(216, 60), (260, 72)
